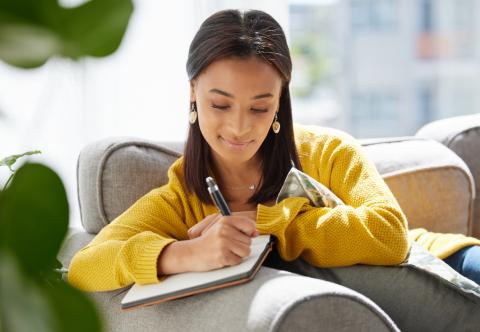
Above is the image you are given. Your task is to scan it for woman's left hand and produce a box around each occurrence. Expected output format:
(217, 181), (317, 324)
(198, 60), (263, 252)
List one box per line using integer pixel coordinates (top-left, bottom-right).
(188, 210), (258, 239)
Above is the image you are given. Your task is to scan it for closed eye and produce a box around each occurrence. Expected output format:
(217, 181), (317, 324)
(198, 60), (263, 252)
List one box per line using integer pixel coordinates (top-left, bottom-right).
(211, 104), (229, 110)
(251, 108), (268, 113)
(211, 104), (268, 113)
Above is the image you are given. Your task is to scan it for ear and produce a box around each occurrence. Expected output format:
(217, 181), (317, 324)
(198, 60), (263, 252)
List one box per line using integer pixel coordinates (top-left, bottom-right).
(189, 79), (197, 102)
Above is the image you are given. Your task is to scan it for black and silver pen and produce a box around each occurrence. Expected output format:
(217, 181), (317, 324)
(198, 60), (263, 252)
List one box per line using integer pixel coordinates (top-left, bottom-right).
(206, 176), (231, 216)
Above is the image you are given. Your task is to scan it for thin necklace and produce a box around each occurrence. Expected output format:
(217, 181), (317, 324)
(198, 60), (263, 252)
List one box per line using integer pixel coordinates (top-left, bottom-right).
(214, 163), (262, 191)
(222, 176), (261, 191)
(223, 183), (257, 191)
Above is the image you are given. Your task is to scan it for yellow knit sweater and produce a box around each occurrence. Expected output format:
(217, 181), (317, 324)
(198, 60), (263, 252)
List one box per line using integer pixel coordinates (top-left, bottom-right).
(68, 125), (480, 292)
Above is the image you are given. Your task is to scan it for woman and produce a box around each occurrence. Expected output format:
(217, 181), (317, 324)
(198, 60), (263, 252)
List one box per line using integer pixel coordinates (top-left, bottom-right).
(68, 9), (480, 293)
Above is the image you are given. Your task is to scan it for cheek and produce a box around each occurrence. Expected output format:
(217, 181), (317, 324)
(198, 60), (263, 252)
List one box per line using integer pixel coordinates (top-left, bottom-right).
(197, 108), (220, 143)
(259, 114), (275, 132)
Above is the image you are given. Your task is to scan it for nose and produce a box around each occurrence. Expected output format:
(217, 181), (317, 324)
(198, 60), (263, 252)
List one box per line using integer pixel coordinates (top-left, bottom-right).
(228, 109), (252, 138)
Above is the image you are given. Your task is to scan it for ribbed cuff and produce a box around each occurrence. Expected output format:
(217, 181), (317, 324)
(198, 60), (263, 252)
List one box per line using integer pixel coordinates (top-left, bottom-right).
(257, 204), (284, 223)
(256, 197), (310, 232)
(134, 238), (177, 285)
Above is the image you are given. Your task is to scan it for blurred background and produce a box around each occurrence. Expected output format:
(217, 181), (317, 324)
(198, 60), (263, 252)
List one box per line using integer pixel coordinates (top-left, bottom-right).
(1, 0), (479, 228)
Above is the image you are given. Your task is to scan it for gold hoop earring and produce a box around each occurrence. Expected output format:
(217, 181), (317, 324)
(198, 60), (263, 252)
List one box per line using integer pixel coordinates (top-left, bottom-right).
(189, 102), (197, 124)
(272, 112), (280, 134)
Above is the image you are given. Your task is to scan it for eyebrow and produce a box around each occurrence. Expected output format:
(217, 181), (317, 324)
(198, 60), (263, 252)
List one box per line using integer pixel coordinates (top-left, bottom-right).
(209, 88), (273, 100)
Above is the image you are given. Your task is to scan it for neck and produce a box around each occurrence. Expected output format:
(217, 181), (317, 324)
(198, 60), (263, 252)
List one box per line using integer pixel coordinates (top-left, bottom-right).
(210, 154), (262, 190)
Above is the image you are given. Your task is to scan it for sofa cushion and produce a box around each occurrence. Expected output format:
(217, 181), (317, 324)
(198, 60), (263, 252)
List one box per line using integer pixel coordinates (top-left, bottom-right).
(73, 133), (479, 331)
(360, 137), (475, 235)
(58, 231), (398, 332)
(262, 247), (480, 332)
(417, 114), (480, 238)
(77, 136), (474, 235)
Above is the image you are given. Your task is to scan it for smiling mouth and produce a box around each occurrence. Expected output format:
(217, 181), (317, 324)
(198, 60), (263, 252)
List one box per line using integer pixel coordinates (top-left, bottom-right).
(220, 137), (253, 150)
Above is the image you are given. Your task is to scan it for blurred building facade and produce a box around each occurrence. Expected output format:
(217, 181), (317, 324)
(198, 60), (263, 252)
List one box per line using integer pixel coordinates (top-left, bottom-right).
(289, 0), (479, 138)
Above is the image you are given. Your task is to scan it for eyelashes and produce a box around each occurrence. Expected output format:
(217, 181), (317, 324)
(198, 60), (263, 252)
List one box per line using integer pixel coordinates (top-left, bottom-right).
(211, 104), (228, 110)
(210, 104), (268, 113)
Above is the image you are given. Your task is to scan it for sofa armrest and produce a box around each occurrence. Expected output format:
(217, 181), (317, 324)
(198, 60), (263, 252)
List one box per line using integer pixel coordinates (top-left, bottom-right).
(416, 114), (480, 238)
(58, 232), (398, 332)
(76, 137), (181, 234)
(359, 137), (475, 235)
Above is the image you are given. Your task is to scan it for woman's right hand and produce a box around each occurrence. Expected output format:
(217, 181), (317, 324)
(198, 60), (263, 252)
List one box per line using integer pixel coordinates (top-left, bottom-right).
(188, 215), (257, 272)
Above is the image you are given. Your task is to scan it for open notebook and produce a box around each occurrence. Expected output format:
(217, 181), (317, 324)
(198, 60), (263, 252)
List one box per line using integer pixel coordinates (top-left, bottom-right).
(121, 234), (273, 310)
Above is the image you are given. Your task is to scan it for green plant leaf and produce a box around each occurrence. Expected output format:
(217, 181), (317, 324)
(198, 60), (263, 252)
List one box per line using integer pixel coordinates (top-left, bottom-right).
(0, 250), (55, 332)
(0, 150), (41, 172)
(0, 162), (68, 276)
(0, 0), (134, 68)
(44, 280), (103, 332)
(0, 250), (102, 332)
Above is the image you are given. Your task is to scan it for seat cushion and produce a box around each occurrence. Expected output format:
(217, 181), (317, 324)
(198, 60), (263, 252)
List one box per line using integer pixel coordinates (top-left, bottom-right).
(263, 247), (480, 332)
(58, 231), (398, 332)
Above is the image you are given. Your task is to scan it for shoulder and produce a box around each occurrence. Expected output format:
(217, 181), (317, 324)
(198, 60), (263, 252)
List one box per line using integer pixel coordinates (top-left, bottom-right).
(147, 156), (195, 210)
(293, 123), (360, 156)
(167, 156), (185, 180)
(164, 156), (201, 202)
(146, 156), (186, 200)
(294, 123), (357, 143)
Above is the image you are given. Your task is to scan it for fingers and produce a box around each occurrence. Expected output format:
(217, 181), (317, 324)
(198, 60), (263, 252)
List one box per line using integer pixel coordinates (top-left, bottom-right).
(221, 215), (257, 237)
(189, 212), (257, 239)
(201, 218), (218, 236)
(188, 213), (220, 239)
(220, 237), (250, 266)
(225, 224), (252, 245)
(224, 250), (243, 266)
(228, 237), (252, 258)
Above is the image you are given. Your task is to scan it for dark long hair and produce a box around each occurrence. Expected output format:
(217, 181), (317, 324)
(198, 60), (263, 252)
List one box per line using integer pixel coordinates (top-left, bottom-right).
(184, 9), (302, 205)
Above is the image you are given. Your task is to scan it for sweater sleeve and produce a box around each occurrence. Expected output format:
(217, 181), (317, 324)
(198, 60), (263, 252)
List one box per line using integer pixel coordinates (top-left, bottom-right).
(255, 132), (410, 267)
(409, 228), (480, 259)
(68, 185), (189, 292)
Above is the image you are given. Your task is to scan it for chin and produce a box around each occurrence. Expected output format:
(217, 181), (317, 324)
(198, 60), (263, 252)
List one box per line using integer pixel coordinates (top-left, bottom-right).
(212, 142), (259, 163)
(223, 149), (257, 162)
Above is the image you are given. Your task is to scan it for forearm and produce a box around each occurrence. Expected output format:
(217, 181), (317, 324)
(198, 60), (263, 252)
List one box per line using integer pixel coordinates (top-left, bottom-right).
(256, 197), (409, 266)
(297, 204), (409, 266)
(69, 231), (176, 291)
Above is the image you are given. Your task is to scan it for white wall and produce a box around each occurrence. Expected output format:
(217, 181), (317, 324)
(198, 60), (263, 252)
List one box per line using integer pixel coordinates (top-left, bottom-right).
(0, 1), (292, 229)
(0, 1), (199, 228)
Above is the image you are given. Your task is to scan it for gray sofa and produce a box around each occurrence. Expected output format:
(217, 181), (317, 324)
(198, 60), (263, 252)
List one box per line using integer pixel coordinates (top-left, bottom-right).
(416, 113), (480, 238)
(59, 115), (480, 331)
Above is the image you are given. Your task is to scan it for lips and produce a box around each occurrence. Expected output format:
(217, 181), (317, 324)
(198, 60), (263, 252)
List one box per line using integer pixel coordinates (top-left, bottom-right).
(224, 138), (251, 145)
(220, 137), (253, 150)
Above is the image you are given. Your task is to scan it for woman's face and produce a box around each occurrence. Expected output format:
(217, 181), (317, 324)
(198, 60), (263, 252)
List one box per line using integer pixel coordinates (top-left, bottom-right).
(190, 56), (283, 166)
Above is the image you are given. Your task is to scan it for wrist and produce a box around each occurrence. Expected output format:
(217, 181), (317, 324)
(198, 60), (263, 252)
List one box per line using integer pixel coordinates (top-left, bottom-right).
(157, 239), (195, 276)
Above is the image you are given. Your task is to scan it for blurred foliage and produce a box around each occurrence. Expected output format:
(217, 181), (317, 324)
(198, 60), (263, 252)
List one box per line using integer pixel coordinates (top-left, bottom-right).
(0, 163), (102, 331)
(0, 150), (41, 171)
(1, 150), (41, 195)
(0, 0), (134, 331)
(0, 0), (134, 68)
